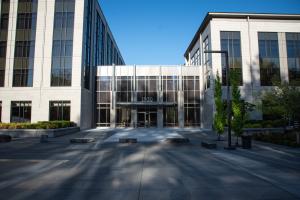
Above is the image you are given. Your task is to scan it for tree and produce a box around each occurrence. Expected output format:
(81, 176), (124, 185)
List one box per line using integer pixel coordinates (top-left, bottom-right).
(213, 72), (226, 140)
(231, 70), (245, 146)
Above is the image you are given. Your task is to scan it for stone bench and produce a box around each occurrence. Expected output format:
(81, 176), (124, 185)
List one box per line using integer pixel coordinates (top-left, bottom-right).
(201, 140), (217, 149)
(119, 138), (137, 143)
(70, 138), (95, 143)
(165, 137), (190, 144)
(0, 135), (12, 143)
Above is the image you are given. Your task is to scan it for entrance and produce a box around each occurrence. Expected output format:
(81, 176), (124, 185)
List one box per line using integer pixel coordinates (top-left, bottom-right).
(137, 108), (157, 127)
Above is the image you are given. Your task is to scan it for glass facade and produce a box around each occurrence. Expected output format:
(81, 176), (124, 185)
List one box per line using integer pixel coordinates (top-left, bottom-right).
(220, 31), (243, 85)
(13, 0), (38, 87)
(51, 0), (75, 86)
(11, 101), (31, 122)
(286, 33), (300, 86)
(0, 0), (10, 87)
(95, 72), (201, 127)
(258, 32), (281, 86)
(191, 48), (200, 66)
(49, 101), (71, 121)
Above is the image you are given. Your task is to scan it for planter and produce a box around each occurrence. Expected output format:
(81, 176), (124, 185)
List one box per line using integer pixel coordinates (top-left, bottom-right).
(0, 127), (80, 138)
(241, 135), (252, 149)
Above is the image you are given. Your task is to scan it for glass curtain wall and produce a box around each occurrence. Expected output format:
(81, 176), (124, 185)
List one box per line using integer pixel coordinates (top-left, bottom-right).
(51, 0), (75, 86)
(183, 76), (200, 126)
(96, 76), (111, 126)
(162, 76), (178, 127)
(0, 0), (10, 87)
(116, 76), (132, 127)
(13, 0), (38, 87)
(258, 32), (281, 86)
(286, 33), (300, 86)
(220, 31), (243, 85)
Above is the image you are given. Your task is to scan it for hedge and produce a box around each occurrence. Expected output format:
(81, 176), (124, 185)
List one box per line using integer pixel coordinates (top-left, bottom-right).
(245, 119), (287, 128)
(0, 121), (76, 129)
(253, 132), (300, 147)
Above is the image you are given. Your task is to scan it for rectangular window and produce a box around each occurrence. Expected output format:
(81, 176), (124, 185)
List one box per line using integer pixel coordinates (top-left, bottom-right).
(258, 32), (281, 86)
(286, 33), (300, 86)
(0, 0), (10, 87)
(51, 0), (75, 86)
(183, 76), (200, 127)
(11, 101), (31, 122)
(220, 31), (243, 85)
(203, 36), (210, 90)
(136, 76), (158, 102)
(49, 101), (71, 121)
(96, 76), (111, 127)
(83, 0), (93, 89)
(13, 0), (38, 87)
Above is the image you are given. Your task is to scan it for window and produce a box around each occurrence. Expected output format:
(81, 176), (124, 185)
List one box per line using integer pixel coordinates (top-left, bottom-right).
(11, 101), (31, 122)
(258, 32), (281, 86)
(136, 76), (158, 102)
(95, 13), (105, 66)
(203, 36), (210, 90)
(51, 0), (75, 86)
(13, 0), (38, 87)
(220, 31), (243, 85)
(0, 0), (10, 87)
(49, 101), (71, 121)
(96, 76), (111, 126)
(83, 0), (93, 89)
(286, 33), (300, 86)
(183, 76), (200, 126)
(116, 76), (132, 102)
(163, 107), (178, 127)
(191, 48), (200, 66)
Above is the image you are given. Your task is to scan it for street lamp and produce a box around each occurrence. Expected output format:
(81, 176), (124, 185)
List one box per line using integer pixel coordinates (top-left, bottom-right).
(204, 50), (235, 150)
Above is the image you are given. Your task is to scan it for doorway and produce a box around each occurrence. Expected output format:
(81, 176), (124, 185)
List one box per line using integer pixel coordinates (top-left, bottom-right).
(137, 108), (157, 127)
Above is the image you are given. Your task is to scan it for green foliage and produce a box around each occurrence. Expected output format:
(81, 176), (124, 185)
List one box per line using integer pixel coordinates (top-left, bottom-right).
(230, 71), (245, 137)
(213, 72), (226, 135)
(0, 121), (76, 129)
(262, 82), (300, 123)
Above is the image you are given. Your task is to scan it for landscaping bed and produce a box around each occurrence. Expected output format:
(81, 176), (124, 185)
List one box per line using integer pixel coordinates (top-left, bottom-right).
(253, 131), (300, 147)
(0, 121), (79, 138)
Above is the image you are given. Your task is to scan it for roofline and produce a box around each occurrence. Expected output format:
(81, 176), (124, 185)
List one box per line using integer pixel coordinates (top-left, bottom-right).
(184, 12), (300, 58)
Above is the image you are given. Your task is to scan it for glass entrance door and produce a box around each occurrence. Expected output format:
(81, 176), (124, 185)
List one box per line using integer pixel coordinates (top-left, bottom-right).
(137, 108), (157, 127)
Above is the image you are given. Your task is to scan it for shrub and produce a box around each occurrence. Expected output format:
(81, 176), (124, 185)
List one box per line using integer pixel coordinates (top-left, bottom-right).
(0, 121), (76, 129)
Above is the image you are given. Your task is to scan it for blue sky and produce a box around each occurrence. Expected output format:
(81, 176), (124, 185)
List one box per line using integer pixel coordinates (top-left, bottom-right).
(99, 0), (300, 65)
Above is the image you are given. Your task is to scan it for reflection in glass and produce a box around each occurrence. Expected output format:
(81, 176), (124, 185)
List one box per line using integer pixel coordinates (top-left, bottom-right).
(11, 101), (32, 122)
(286, 33), (300, 85)
(258, 32), (281, 86)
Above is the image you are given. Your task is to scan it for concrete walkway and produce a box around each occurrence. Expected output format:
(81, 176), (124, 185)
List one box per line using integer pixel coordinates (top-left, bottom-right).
(104, 128), (185, 143)
(0, 128), (299, 200)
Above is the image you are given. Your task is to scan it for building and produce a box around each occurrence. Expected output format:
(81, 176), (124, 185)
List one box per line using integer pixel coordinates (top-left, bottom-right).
(0, 0), (124, 129)
(184, 12), (300, 128)
(1, 8), (300, 129)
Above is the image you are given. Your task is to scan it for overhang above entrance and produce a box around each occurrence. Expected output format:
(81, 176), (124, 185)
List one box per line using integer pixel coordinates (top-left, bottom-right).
(117, 102), (177, 108)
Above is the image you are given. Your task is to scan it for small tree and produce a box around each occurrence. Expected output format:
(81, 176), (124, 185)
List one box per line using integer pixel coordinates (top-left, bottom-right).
(231, 71), (245, 146)
(213, 72), (226, 140)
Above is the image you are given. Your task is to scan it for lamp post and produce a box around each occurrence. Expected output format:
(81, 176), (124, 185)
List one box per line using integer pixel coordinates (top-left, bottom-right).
(204, 50), (235, 150)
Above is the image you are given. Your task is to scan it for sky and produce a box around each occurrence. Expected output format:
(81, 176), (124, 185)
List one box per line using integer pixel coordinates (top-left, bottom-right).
(99, 0), (300, 65)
